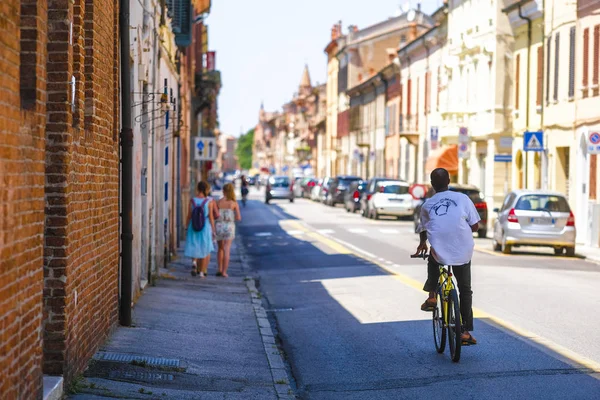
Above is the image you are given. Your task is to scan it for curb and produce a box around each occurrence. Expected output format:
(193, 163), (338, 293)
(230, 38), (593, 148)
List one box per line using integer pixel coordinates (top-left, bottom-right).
(236, 237), (296, 400)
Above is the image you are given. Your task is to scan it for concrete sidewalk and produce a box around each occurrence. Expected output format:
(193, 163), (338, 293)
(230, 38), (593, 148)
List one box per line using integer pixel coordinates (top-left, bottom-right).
(69, 238), (294, 399)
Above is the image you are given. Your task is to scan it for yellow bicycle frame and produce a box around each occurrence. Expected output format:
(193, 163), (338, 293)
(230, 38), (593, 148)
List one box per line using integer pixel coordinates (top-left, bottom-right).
(437, 265), (459, 327)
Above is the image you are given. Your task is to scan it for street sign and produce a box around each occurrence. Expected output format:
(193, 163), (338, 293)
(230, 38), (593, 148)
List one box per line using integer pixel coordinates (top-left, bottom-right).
(523, 131), (544, 151)
(430, 127), (439, 150)
(588, 131), (600, 154)
(194, 137), (217, 161)
(458, 142), (469, 159)
(458, 127), (469, 144)
(494, 154), (513, 162)
(282, 165), (289, 172)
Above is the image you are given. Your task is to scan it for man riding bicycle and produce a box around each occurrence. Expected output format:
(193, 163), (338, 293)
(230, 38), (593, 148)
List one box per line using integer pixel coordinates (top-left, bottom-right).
(413, 168), (479, 345)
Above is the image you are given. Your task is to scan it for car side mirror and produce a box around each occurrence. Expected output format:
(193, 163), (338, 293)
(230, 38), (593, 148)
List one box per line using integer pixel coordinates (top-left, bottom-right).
(493, 208), (500, 213)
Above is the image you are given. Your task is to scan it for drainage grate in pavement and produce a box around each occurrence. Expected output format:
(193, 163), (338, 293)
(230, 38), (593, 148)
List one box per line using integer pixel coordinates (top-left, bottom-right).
(94, 352), (181, 367)
(108, 371), (174, 382)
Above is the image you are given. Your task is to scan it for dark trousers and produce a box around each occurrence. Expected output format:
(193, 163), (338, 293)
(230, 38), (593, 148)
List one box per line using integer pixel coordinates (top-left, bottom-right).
(423, 255), (474, 331)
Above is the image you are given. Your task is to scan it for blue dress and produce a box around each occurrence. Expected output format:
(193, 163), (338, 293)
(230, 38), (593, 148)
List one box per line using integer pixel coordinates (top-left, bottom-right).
(184, 197), (215, 259)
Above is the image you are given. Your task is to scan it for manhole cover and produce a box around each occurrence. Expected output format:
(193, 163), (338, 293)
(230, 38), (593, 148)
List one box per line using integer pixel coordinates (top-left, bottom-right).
(108, 371), (174, 382)
(94, 352), (180, 367)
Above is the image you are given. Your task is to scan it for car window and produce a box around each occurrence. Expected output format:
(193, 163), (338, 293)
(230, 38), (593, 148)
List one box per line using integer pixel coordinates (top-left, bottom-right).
(501, 193), (515, 212)
(339, 178), (360, 186)
(382, 184), (409, 194)
(270, 177), (289, 187)
(451, 188), (483, 203)
(515, 194), (570, 212)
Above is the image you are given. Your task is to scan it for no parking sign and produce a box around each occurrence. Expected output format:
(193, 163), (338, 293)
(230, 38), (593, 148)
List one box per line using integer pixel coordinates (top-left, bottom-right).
(588, 131), (600, 154)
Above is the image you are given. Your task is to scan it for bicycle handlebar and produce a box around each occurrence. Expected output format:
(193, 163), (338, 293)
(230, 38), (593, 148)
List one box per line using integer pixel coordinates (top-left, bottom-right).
(410, 253), (429, 259)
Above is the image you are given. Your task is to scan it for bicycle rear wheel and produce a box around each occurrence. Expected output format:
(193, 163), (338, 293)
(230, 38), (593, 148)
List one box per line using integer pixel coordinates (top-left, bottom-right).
(447, 289), (462, 362)
(433, 288), (446, 353)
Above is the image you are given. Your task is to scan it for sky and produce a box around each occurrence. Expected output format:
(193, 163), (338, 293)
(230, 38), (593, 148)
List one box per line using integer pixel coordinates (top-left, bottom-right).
(208, 0), (441, 138)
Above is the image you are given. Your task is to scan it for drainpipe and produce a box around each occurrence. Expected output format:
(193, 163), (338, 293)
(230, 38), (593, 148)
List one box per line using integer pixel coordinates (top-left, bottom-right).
(423, 36), (430, 184)
(518, 4), (532, 189)
(119, 0), (133, 326)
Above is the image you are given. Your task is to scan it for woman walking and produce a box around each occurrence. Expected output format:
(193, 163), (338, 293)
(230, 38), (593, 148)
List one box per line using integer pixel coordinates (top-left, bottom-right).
(215, 183), (241, 277)
(185, 181), (217, 278)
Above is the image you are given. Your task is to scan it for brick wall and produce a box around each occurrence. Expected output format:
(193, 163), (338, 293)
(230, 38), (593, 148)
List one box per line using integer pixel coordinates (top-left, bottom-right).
(0, 0), (47, 397)
(43, 0), (120, 382)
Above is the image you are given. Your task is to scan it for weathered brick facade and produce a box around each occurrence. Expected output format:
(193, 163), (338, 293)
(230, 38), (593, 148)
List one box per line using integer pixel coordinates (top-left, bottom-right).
(1, 0), (121, 396)
(0, 0), (47, 397)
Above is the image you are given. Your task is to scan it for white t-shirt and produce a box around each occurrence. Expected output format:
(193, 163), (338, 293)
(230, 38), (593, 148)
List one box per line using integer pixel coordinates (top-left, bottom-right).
(417, 190), (481, 265)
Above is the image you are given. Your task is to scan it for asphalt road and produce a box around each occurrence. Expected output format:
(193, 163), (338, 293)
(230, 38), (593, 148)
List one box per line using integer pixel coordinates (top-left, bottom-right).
(238, 187), (600, 400)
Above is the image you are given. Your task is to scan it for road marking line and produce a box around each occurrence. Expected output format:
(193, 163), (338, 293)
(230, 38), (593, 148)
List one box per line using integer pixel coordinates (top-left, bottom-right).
(348, 228), (368, 234)
(300, 224), (600, 375)
(379, 229), (399, 234)
(317, 229), (335, 234)
(255, 232), (272, 237)
(286, 230), (304, 236)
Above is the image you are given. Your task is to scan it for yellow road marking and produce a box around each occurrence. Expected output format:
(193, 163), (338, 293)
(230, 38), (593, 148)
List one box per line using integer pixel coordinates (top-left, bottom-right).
(293, 223), (600, 375)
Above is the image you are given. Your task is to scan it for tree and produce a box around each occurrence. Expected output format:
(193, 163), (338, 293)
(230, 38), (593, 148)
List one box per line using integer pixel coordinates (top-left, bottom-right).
(236, 128), (254, 170)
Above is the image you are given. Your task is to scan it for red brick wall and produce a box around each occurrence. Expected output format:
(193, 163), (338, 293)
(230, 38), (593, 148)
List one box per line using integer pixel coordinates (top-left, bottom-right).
(0, 0), (47, 397)
(43, 0), (120, 382)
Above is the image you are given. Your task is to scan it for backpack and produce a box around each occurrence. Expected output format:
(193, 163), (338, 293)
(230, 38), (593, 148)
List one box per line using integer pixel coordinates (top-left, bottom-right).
(191, 198), (209, 232)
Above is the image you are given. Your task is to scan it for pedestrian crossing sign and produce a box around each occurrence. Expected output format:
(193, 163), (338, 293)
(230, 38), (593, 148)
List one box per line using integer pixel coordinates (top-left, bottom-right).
(523, 131), (544, 152)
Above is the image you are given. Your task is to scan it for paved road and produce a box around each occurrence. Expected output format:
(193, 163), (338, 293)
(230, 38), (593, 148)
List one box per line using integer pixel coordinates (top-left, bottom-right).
(238, 187), (600, 400)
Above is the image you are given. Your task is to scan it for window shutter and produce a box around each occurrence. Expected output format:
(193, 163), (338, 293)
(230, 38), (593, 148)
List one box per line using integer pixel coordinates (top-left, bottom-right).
(399, 83), (403, 132)
(546, 36), (551, 104)
(583, 28), (590, 91)
(416, 77), (420, 131)
(407, 79), (412, 119)
(569, 26), (576, 98)
(536, 46), (543, 106)
(594, 25), (600, 96)
(425, 71), (430, 114)
(554, 32), (560, 101)
(168, 0), (193, 47)
(515, 54), (520, 111)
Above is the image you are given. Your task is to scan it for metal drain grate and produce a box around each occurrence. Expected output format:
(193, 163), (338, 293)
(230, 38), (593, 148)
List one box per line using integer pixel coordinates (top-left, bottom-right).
(108, 371), (174, 381)
(94, 352), (180, 367)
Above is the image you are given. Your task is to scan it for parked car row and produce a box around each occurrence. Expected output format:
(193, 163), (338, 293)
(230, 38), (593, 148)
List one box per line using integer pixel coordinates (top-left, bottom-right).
(263, 173), (577, 257)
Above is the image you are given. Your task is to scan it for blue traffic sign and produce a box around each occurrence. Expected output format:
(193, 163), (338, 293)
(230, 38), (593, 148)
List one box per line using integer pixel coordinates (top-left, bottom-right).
(524, 131), (544, 151)
(494, 154), (512, 162)
(196, 140), (204, 150)
(282, 165), (289, 172)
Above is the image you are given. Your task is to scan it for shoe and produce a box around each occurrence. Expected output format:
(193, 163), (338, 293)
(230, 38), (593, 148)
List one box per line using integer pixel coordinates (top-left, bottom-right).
(420, 298), (437, 312)
(216, 272), (223, 277)
(199, 272), (206, 278)
(191, 270), (197, 277)
(461, 332), (477, 345)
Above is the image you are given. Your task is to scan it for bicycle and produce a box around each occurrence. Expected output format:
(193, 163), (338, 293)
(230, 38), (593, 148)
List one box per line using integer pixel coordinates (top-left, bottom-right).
(411, 253), (462, 362)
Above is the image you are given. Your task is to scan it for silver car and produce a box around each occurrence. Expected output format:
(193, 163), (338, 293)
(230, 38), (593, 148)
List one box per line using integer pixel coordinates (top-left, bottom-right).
(492, 190), (576, 256)
(265, 176), (294, 204)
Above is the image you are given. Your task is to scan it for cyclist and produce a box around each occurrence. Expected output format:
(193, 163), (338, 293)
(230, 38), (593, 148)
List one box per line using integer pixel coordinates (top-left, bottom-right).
(413, 168), (480, 345)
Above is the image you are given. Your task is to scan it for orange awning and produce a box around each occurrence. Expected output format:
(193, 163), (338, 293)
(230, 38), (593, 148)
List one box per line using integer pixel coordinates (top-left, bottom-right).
(425, 145), (458, 175)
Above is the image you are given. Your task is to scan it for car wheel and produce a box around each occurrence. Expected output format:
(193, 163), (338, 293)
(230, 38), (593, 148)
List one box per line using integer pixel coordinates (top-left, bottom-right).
(374, 211), (380, 220)
(501, 234), (511, 254)
(346, 205), (351, 213)
(478, 229), (487, 239)
(565, 247), (576, 257)
(265, 198), (270, 204)
(554, 247), (564, 255)
(492, 237), (501, 251)
(290, 198), (294, 203)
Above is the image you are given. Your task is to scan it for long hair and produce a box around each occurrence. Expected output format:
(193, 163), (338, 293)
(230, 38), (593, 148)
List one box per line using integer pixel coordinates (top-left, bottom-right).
(223, 183), (236, 201)
(197, 181), (209, 196)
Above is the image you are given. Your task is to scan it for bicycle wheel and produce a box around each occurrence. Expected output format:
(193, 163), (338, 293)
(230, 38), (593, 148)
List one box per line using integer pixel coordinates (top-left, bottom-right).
(447, 289), (462, 362)
(433, 287), (446, 353)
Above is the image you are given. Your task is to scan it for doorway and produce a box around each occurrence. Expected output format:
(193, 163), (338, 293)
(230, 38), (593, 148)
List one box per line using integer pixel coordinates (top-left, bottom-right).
(556, 146), (570, 197)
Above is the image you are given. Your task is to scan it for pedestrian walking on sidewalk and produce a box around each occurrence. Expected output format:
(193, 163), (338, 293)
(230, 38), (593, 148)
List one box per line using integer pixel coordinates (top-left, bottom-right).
(185, 181), (217, 278)
(215, 183), (241, 277)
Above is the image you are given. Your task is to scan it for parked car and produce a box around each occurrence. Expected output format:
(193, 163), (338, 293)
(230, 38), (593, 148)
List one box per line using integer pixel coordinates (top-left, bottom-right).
(364, 180), (413, 219)
(492, 190), (576, 256)
(301, 178), (317, 198)
(265, 176), (294, 204)
(344, 180), (366, 213)
(311, 179), (324, 201)
(360, 177), (394, 218)
(317, 177), (333, 203)
(413, 184), (488, 238)
(292, 177), (304, 198)
(326, 176), (362, 207)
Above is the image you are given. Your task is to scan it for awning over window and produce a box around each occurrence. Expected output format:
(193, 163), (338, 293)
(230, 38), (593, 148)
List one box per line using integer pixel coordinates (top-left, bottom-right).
(425, 145), (458, 175)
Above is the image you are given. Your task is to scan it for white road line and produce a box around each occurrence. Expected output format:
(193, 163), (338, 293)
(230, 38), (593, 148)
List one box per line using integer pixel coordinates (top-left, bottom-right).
(317, 229), (335, 234)
(347, 228), (368, 234)
(379, 229), (399, 234)
(286, 230), (304, 236)
(255, 232), (272, 237)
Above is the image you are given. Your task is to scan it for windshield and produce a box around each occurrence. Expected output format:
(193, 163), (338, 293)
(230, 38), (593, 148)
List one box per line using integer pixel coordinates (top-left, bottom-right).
(270, 177), (289, 187)
(515, 195), (570, 212)
(451, 188), (483, 203)
(382, 184), (409, 194)
(339, 178), (360, 187)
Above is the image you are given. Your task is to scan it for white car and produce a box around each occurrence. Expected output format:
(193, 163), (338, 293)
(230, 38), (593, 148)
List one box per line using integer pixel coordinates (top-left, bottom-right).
(366, 180), (413, 220)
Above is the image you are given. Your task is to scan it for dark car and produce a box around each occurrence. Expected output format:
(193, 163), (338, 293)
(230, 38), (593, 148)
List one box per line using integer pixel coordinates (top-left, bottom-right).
(344, 180), (366, 213)
(326, 175), (362, 206)
(413, 184), (488, 238)
(360, 177), (395, 218)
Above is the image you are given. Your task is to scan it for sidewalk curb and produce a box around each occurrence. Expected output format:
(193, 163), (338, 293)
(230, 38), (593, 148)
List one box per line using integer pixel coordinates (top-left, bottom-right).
(236, 237), (296, 400)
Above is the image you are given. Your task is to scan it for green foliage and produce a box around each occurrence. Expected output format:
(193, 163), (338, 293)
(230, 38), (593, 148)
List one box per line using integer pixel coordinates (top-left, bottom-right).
(236, 128), (255, 170)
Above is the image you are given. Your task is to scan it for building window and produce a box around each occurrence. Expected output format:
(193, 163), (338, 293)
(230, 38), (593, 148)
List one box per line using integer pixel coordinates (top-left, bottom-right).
(569, 26), (576, 99)
(515, 53), (520, 112)
(583, 27), (590, 98)
(536, 46), (543, 106)
(594, 25), (599, 96)
(553, 32), (560, 102)
(546, 36), (551, 104)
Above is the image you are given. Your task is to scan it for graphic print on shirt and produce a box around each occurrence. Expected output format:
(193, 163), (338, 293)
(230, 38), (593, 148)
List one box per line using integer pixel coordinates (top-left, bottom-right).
(430, 198), (458, 217)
